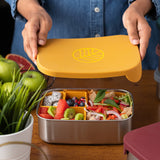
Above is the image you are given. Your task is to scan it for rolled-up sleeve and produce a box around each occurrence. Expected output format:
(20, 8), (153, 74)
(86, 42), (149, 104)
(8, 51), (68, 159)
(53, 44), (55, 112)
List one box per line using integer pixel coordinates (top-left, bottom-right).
(5, 0), (46, 19)
(152, 0), (160, 17)
(128, 0), (160, 19)
(5, 0), (18, 18)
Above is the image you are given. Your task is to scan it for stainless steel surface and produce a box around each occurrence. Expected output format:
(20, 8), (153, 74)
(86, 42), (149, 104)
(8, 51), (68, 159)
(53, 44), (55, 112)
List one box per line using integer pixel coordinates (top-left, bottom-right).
(36, 88), (133, 144)
(156, 83), (160, 99)
(154, 68), (160, 99)
(127, 153), (138, 160)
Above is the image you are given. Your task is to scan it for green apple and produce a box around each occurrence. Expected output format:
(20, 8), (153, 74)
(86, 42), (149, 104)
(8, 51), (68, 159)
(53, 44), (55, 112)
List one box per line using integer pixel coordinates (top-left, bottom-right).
(1, 82), (16, 94)
(21, 71), (47, 92)
(0, 58), (19, 82)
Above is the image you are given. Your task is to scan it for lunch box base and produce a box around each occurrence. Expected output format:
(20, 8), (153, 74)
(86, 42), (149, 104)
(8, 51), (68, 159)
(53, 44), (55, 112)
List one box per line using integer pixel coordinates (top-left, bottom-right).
(38, 118), (132, 144)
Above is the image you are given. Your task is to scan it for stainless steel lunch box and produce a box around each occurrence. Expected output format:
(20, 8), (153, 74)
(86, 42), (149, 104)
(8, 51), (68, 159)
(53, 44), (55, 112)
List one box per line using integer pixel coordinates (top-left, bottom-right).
(36, 88), (133, 144)
(154, 68), (160, 99)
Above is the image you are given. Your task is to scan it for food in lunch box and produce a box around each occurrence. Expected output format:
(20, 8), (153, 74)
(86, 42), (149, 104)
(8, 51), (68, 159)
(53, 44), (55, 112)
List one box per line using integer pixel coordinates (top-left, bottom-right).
(39, 113), (54, 119)
(52, 91), (62, 101)
(39, 89), (132, 121)
(48, 106), (56, 118)
(64, 108), (76, 119)
(86, 89), (132, 120)
(43, 95), (55, 106)
(39, 106), (54, 119)
(66, 99), (74, 106)
(75, 113), (84, 120)
(54, 99), (69, 119)
(66, 96), (85, 107)
(43, 91), (62, 106)
(39, 101), (84, 120)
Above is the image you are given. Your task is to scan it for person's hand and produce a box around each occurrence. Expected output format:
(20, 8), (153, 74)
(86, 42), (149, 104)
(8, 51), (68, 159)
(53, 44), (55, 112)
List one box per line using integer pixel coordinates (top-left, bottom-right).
(122, 0), (152, 60)
(22, 8), (52, 63)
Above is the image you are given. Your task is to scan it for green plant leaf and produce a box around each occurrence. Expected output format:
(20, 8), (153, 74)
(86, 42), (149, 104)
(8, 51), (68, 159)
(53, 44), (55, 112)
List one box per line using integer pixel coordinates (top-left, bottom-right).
(94, 89), (106, 103)
(15, 112), (24, 132)
(0, 69), (44, 134)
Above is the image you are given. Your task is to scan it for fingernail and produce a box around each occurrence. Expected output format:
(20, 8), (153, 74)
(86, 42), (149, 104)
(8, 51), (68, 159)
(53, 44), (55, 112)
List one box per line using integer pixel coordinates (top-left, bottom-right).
(132, 39), (139, 45)
(34, 60), (37, 66)
(38, 39), (45, 45)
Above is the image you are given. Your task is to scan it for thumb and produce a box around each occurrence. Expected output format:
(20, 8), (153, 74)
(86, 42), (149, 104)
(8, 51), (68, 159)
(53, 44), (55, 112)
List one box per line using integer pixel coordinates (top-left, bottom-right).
(38, 39), (46, 46)
(38, 31), (47, 46)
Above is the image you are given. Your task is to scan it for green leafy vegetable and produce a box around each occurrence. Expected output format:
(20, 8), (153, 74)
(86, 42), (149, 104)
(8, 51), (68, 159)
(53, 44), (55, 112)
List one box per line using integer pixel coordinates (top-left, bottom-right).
(115, 93), (132, 106)
(103, 99), (121, 111)
(94, 89), (106, 103)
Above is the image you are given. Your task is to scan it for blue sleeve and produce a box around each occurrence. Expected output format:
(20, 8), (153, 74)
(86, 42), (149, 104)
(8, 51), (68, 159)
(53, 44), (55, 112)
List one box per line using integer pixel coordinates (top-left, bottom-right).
(4, 0), (46, 19)
(128, 0), (160, 19)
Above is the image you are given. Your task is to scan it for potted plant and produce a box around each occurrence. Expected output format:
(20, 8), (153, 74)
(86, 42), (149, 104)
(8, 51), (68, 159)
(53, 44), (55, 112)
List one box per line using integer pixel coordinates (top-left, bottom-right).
(0, 70), (46, 160)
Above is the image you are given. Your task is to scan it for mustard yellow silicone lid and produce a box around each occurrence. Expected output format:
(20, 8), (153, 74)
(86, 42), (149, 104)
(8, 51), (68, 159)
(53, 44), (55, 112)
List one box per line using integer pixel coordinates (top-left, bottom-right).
(37, 35), (142, 82)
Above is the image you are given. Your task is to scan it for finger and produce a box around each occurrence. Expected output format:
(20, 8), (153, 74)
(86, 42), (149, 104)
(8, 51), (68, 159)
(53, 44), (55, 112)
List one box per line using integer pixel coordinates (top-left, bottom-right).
(125, 19), (140, 45)
(38, 18), (52, 46)
(139, 25), (151, 60)
(27, 22), (39, 60)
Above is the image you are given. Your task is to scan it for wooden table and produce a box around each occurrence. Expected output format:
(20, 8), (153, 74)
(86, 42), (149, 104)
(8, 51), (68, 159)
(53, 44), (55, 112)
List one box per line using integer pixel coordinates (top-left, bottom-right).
(31, 70), (160, 160)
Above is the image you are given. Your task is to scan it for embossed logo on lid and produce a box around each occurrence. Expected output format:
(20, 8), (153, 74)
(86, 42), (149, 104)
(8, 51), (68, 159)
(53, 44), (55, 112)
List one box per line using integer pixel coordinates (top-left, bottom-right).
(72, 48), (104, 63)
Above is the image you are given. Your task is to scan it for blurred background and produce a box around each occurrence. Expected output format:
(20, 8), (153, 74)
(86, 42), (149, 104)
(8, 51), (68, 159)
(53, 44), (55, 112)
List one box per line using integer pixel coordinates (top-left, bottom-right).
(0, 0), (14, 57)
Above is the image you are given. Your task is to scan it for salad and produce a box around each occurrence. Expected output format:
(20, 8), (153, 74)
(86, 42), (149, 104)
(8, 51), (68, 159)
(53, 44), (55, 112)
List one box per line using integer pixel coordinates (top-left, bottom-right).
(86, 89), (132, 120)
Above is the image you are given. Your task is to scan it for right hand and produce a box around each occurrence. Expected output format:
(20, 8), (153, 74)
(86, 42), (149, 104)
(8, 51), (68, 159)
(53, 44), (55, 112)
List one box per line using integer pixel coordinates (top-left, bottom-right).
(122, 0), (152, 60)
(22, 8), (52, 63)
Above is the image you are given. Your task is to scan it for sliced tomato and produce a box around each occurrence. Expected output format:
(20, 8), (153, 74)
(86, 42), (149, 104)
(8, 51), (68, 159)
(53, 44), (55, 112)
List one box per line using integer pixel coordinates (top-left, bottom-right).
(95, 106), (103, 113)
(113, 107), (119, 113)
(39, 113), (54, 119)
(103, 106), (113, 111)
(114, 99), (120, 104)
(101, 98), (107, 104)
(107, 114), (116, 120)
(106, 115), (112, 120)
(87, 106), (98, 111)
(119, 105), (124, 111)
(110, 115), (116, 119)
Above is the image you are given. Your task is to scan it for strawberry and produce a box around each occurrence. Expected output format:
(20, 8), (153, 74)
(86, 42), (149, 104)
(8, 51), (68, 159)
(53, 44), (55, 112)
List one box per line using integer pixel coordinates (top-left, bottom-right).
(54, 99), (69, 119)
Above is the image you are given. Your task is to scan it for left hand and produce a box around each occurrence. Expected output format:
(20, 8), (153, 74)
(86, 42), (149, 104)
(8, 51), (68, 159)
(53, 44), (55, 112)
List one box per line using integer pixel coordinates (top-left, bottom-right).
(122, 0), (152, 60)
